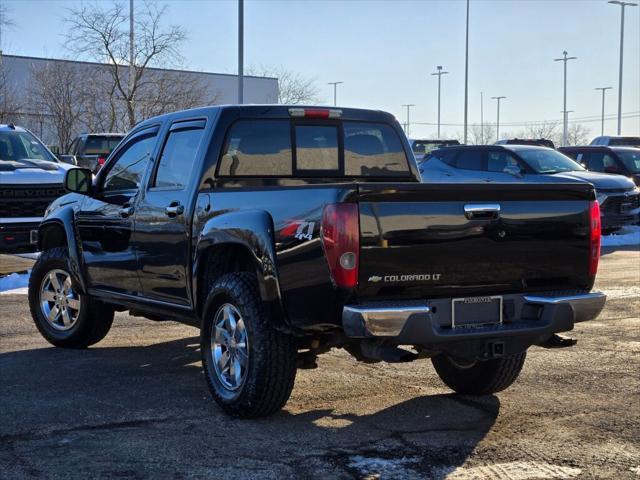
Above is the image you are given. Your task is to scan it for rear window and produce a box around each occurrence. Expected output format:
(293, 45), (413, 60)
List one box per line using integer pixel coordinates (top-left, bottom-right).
(344, 122), (409, 177)
(84, 136), (123, 155)
(456, 151), (483, 170)
(219, 120), (292, 176)
(218, 119), (410, 178)
(609, 137), (640, 146)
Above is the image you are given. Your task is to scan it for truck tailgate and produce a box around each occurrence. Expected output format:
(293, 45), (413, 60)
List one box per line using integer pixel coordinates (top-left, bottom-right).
(357, 182), (594, 300)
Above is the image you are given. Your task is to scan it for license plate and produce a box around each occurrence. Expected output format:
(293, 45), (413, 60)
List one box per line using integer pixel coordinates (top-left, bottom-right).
(30, 230), (38, 244)
(452, 296), (503, 328)
(620, 202), (632, 213)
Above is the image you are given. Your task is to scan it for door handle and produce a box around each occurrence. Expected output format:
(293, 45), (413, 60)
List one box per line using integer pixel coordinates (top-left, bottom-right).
(119, 206), (134, 218)
(165, 202), (184, 218)
(464, 204), (501, 220)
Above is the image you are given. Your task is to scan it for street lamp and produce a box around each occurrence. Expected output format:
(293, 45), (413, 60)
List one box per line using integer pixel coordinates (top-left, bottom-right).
(608, 1), (637, 134)
(328, 81), (343, 106)
(238, 0), (244, 104)
(595, 87), (613, 136)
(562, 110), (574, 144)
(402, 104), (416, 136)
(554, 50), (577, 147)
(491, 96), (506, 142)
(463, 0), (470, 143)
(431, 66), (449, 138)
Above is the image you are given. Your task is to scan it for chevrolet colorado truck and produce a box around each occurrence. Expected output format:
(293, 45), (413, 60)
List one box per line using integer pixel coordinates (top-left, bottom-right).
(28, 105), (606, 418)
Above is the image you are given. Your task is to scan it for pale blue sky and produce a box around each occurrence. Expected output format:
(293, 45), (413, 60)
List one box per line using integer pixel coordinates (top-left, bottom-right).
(3, 0), (639, 139)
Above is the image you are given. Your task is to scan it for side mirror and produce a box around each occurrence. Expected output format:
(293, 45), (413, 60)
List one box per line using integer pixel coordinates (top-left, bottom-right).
(64, 168), (93, 194)
(503, 165), (523, 178)
(57, 154), (77, 165)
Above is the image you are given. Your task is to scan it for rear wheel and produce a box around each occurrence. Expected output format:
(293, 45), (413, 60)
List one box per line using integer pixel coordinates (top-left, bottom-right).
(201, 272), (297, 418)
(431, 352), (526, 394)
(28, 247), (114, 348)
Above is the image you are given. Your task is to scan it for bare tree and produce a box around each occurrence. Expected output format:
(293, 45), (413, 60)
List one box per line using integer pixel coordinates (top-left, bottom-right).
(522, 121), (561, 145)
(248, 65), (320, 104)
(566, 123), (591, 146)
(465, 123), (496, 145)
(65, 1), (204, 129)
(29, 62), (85, 151)
(0, 63), (20, 122)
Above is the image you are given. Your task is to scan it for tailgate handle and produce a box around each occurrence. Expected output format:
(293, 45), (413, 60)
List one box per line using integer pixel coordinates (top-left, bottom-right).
(464, 204), (501, 219)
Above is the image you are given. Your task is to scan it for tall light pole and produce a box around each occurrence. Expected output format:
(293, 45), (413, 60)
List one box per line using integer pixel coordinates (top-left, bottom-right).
(431, 66), (449, 138)
(480, 91), (484, 144)
(595, 87), (613, 136)
(463, 0), (470, 143)
(554, 50), (577, 147)
(563, 110), (574, 144)
(129, 0), (135, 104)
(328, 81), (343, 106)
(491, 96), (506, 142)
(609, 1), (637, 135)
(402, 104), (415, 136)
(238, 0), (244, 104)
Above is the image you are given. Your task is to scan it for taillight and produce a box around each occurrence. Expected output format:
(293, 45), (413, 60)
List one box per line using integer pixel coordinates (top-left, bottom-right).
(321, 203), (359, 289)
(589, 200), (601, 279)
(98, 156), (106, 166)
(288, 108), (342, 119)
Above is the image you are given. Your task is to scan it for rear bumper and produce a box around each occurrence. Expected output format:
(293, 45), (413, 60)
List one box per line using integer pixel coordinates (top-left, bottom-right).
(0, 218), (41, 252)
(342, 291), (606, 344)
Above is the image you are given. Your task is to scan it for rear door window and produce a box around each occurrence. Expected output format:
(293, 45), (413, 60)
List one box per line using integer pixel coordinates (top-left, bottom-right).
(344, 122), (409, 177)
(294, 125), (339, 173)
(455, 150), (483, 170)
(153, 122), (205, 189)
(218, 120), (292, 176)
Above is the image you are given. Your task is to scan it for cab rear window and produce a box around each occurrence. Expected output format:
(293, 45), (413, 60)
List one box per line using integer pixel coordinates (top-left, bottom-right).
(218, 119), (411, 178)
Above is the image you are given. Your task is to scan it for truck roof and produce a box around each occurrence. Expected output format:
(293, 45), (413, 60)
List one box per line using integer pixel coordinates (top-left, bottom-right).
(136, 105), (398, 130)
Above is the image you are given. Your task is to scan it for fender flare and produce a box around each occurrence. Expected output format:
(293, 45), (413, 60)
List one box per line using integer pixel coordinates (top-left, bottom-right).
(193, 209), (285, 322)
(38, 206), (87, 294)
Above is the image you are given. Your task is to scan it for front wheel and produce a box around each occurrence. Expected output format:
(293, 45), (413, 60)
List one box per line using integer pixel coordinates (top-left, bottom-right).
(28, 247), (114, 348)
(201, 272), (297, 418)
(431, 352), (526, 395)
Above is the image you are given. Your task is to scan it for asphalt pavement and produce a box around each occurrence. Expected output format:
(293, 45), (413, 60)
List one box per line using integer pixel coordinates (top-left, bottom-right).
(0, 248), (638, 479)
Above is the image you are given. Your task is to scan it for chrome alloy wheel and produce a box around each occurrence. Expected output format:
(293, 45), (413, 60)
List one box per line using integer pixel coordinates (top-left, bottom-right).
(39, 269), (81, 331)
(211, 303), (249, 391)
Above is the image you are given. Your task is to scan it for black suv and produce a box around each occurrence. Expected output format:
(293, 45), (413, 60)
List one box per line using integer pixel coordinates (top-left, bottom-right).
(29, 105), (605, 418)
(559, 145), (640, 187)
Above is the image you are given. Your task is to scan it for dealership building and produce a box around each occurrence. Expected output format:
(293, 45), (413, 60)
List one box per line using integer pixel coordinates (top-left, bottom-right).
(0, 54), (279, 147)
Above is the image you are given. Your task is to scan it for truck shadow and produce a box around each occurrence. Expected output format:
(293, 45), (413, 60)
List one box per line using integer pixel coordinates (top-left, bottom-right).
(0, 335), (499, 478)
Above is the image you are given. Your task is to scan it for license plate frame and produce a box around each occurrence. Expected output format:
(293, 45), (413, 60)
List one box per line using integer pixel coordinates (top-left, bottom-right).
(451, 295), (503, 328)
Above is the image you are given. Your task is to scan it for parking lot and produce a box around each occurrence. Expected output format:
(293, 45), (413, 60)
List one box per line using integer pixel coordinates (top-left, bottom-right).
(0, 246), (637, 479)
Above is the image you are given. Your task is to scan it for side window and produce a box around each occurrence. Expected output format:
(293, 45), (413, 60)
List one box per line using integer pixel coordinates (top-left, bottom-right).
(455, 151), (483, 170)
(153, 126), (205, 189)
(344, 122), (410, 177)
(219, 120), (291, 176)
(102, 133), (157, 193)
(486, 151), (519, 172)
(586, 153), (606, 172)
(294, 125), (339, 172)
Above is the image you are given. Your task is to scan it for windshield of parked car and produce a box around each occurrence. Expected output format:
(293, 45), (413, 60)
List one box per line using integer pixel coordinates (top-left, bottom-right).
(517, 148), (585, 174)
(609, 137), (640, 147)
(617, 151), (640, 173)
(0, 130), (57, 163)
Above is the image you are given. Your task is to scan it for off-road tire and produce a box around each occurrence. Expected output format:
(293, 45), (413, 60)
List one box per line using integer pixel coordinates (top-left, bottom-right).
(28, 247), (114, 348)
(432, 352), (526, 394)
(201, 272), (297, 418)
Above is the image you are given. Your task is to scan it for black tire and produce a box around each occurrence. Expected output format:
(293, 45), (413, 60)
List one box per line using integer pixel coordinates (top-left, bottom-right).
(201, 272), (297, 418)
(431, 352), (526, 395)
(28, 247), (114, 348)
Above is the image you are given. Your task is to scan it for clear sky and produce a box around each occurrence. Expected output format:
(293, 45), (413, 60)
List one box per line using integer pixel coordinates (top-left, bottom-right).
(3, 0), (639, 139)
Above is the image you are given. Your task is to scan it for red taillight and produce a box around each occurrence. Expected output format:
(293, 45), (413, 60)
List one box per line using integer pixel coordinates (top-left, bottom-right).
(589, 200), (601, 278)
(288, 108), (342, 119)
(321, 203), (359, 289)
(98, 156), (106, 166)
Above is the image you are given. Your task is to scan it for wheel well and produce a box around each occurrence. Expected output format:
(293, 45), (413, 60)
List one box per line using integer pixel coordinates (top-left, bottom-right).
(39, 224), (67, 251)
(198, 243), (259, 312)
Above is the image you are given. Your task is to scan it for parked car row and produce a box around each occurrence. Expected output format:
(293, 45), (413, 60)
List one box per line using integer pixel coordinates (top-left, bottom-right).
(417, 137), (640, 232)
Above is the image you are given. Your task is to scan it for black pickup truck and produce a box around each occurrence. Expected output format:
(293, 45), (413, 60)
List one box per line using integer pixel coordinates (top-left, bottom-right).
(29, 105), (606, 418)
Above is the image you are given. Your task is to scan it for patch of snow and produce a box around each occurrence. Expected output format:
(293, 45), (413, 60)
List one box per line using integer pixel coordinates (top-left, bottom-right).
(0, 271), (30, 292)
(601, 225), (640, 247)
(433, 461), (582, 480)
(348, 455), (421, 479)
